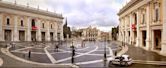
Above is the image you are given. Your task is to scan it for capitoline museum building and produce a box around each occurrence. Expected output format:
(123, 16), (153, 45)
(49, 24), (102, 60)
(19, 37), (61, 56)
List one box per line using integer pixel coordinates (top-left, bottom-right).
(0, 1), (64, 42)
(118, 0), (166, 56)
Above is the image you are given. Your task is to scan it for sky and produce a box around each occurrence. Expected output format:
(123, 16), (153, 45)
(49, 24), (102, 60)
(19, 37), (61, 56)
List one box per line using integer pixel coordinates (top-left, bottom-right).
(3, 0), (130, 32)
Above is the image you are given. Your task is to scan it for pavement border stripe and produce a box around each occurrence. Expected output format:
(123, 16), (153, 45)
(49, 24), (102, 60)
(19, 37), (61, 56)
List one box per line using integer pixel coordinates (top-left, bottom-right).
(12, 47), (33, 52)
(1, 47), (79, 68)
(76, 46), (90, 51)
(76, 59), (103, 65)
(44, 46), (57, 64)
(108, 46), (114, 56)
(56, 46), (98, 63)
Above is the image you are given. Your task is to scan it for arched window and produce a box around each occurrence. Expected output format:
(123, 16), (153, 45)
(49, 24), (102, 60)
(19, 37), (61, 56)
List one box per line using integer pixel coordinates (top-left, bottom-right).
(7, 18), (10, 25)
(142, 13), (145, 24)
(42, 23), (44, 28)
(134, 13), (137, 24)
(155, 8), (159, 21)
(154, 1), (160, 21)
(51, 24), (53, 29)
(21, 20), (24, 26)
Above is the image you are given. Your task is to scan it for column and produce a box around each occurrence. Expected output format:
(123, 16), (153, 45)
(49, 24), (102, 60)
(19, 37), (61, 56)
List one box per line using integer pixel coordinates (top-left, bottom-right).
(46, 21), (50, 41)
(13, 15), (19, 41)
(53, 22), (58, 41)
(136, 10), (141, 47)
(26, 17), (31, 41)
(36, 19), (41, 41)
(0, 13), (4, 41)
(125, 17), (128, 43)
(146, 3), (151, 50)
(161, 0), (166, 55)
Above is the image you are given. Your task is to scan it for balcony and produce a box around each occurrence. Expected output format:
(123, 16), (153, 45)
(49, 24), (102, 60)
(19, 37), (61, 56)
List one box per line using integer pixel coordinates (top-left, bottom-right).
(32, 26), (38, 30)
(132, 24), (136, 31)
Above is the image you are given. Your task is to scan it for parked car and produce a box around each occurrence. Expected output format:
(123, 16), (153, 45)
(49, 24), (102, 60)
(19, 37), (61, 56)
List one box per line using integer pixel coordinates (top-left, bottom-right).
(108, 55), (132, 66)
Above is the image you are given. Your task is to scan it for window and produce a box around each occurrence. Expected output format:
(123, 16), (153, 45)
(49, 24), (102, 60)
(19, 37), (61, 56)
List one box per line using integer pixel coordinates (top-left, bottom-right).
(32, 19), (35, 26)
(142, 14), (145, 24)
(155, 8), (159, 21)
(51, 24), (53, 29)
(134, 13), (137, 24)
(42, 23), (44, 28)
(7, 18), (10, 25)
(21, 20), (23, 26)
(154, 1), (160, 22)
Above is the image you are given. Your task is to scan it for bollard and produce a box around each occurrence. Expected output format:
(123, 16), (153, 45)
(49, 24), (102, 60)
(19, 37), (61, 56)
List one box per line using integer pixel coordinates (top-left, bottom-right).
(71, 46), (75, 64)
(28, 50), (31, 59)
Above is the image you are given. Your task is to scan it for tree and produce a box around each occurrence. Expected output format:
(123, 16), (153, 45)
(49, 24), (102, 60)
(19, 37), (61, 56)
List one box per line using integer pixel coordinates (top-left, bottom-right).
(63, 19), (71, 39)
(112, 26), (119, 40)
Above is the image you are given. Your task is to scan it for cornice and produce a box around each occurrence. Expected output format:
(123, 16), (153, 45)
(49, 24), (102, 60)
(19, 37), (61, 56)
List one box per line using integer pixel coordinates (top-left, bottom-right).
(0, 1), (64, 19)
(118, 0), (143, 16)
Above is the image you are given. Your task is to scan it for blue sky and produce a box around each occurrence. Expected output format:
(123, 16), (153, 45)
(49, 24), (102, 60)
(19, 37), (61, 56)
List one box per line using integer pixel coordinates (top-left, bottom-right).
(4, 0), (130, 32)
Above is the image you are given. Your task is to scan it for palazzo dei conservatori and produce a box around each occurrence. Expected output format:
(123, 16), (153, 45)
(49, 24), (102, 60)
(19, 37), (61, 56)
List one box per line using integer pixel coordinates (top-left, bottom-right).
(118, 0), (166, 56)
(0, 1), (64, 42)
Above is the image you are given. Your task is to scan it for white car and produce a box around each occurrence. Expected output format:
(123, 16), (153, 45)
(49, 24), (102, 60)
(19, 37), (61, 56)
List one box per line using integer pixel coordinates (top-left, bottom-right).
(108, 55), (133, 66)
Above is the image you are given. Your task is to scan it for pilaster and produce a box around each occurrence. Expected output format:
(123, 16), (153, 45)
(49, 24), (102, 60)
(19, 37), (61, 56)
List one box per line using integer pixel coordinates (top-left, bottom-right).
(146, 3), (151, 50)
(13, 15), (19, 41)
(0, 13), (4, 41)
(46, 21), (50, 41)
(53, 23), (58, 41)
(36, 19), (41, 41)
(129, 14), (133, 45)
(60, 23), (64, 41)
(26, 17), (31, 41)
(161, 0), (166, 55)
(136, 10), (141, 47)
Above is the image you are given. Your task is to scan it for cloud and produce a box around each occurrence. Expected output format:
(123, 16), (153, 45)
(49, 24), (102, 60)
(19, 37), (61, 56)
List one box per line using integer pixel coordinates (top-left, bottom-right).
(3, 0), (128, 32)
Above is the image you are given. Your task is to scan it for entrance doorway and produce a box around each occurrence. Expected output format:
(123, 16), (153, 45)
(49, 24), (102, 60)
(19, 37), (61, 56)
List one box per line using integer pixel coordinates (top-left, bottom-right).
(57, 33), (60, 41)
(42, 32), (45, 41)
(154, 30), (161, 50)
(4, 30), (12, 41)
(31, 31), (36, 41)
(133, 31), (137, 45)
(142, 31), (146, 47)
(50, 32), (53, 41)
(19, 31), (25, 41)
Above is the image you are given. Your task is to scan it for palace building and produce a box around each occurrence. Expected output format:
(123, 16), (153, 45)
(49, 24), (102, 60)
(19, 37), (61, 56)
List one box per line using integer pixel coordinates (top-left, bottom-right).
(82, 26), (101, 41)
(0, 1), (64, 42)
(118, 0), (166, 55)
